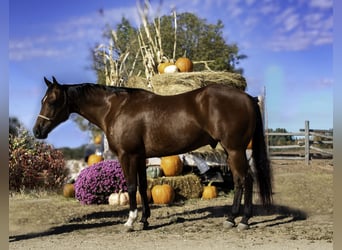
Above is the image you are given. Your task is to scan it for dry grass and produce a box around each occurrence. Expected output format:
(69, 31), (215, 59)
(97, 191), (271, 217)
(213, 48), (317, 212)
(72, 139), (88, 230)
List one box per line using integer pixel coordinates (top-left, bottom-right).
(126, 71), (246, 95)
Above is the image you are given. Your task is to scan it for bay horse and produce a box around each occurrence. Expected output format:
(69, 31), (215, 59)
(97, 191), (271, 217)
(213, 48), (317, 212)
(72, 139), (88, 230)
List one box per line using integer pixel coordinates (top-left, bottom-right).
(33, 76), (272, 231)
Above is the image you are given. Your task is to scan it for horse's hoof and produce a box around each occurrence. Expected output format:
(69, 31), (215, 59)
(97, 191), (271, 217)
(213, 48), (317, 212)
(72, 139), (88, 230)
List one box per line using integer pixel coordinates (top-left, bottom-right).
(123, 224), (134, 232)
(237, 223), (249, 231)
(223, 220), (235, 229)
(136, 221), (149, 231)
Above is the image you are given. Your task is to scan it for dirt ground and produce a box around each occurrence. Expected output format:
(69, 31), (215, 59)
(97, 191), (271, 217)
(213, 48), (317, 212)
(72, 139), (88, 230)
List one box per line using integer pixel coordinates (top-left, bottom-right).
(9, 159), (333, 250)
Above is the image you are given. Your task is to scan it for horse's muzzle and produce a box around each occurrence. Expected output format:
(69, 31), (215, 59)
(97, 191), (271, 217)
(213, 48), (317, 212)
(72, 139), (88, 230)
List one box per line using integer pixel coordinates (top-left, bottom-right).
(33, 126), (48, 139)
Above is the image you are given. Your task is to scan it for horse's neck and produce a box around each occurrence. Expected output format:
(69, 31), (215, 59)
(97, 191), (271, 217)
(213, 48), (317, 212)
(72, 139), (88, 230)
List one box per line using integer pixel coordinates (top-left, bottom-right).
(67, 85), (113, 132)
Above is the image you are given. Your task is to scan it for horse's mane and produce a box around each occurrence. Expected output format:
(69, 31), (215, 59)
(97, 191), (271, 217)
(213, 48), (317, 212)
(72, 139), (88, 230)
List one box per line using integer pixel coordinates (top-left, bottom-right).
(63, 83), (148, 96)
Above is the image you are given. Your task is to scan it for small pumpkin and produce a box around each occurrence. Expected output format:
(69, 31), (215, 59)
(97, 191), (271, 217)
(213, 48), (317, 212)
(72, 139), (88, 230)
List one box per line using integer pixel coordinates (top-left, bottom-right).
(163, 64), (179, 73)
(146, 166), (162, 178)
(202, 181), (217, 199)
(108, 190), (129, 206)
(157, 62), (174, 74)
(151, 184), (175, 204)
(94, 134), (102, 144)
(136, 188), (152, 205)
(63, 183), (75, 198)
(87, 153), (103, 166)
(175, 57), (193, 72)
(160, 155), (183, 176)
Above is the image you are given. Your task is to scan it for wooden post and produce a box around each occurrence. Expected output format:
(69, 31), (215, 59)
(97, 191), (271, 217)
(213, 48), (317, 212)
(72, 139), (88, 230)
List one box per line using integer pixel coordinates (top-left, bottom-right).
(304, 120), (310, 165)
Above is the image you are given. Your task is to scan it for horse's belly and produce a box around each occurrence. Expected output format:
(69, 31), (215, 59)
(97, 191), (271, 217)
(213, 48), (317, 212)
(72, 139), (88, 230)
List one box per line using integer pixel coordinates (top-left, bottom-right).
(144, 130), (215, 158)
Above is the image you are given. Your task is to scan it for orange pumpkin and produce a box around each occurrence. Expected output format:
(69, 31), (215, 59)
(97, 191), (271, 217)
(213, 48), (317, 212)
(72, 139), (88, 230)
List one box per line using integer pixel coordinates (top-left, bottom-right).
(157, 62), (174, 74)
(63, 183), (75, 198)
(202, 181), (217, 199)
(87, 154), (103, 166)
(160, 155), (183, 176)
(175, 57), (193, 72)
(94, 134), (102, 144)
(151, 184), (175, 204)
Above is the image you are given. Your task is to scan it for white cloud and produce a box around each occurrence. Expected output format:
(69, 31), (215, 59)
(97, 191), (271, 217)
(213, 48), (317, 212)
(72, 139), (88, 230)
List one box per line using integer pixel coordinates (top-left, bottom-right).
(9, 5), (138, 61)
(309, 0), (333, 9)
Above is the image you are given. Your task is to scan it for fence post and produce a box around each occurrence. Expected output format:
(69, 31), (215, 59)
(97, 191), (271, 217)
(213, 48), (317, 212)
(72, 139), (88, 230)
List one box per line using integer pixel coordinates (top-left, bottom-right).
(304, 120), (310, 165)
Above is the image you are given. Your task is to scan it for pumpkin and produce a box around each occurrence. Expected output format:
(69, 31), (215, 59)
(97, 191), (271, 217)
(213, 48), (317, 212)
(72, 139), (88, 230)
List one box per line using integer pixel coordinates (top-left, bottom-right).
(136, 188), (152, 205)
(87, 153), (103, 166)
(146, 166), (162, 178)
(108, 190), (129, 206)
(94, 134), (102, 144)
(163, 64), (179, 73)
(202, 181), (217, 199)
(161, 155), (183, 176)
(151, 184), (175, 204)
(175, 57), (193, 72)
(63, 183), (75, 198)
(157, 62), (174, 74)
(247, 139), (253, 150)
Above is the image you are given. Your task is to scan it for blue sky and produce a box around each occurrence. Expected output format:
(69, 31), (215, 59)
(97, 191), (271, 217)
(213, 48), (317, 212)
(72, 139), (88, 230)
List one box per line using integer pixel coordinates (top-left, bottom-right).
(9, 0), (333, 148)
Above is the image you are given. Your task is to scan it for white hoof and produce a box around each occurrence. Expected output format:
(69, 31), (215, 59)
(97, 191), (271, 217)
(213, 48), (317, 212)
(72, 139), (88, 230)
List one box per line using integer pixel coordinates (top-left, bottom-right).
(237, 223), (249, 231)
(223, 220), (235, 229)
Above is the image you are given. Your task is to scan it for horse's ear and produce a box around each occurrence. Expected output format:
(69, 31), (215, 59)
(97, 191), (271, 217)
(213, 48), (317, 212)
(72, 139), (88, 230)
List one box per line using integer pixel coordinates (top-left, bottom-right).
(44, 77), (52, 87)
(52, 76), (59, 85)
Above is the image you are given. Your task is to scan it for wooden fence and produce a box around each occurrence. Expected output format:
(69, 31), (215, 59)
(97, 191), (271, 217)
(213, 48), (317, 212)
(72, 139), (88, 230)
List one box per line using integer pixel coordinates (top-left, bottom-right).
(266, 120), (333, 165)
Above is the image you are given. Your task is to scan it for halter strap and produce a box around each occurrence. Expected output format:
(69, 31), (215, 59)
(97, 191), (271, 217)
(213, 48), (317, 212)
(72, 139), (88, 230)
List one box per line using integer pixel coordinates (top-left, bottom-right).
(38, 114), (52, 121)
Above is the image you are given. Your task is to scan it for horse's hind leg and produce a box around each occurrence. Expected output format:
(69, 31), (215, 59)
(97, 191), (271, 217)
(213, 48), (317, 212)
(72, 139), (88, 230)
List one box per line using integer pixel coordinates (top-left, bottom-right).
(223, 149), (252, 230)
(238, 171), (253, 230)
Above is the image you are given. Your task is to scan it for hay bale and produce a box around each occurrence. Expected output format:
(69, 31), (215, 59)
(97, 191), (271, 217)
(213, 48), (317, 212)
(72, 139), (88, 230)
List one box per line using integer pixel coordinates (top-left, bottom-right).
(126, 71), (246, 95)
(148, 174), (203, 200)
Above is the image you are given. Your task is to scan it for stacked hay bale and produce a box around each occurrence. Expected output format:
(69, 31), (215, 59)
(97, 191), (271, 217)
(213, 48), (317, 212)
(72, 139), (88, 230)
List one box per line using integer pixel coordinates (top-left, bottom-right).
(126, 71), (246, 95)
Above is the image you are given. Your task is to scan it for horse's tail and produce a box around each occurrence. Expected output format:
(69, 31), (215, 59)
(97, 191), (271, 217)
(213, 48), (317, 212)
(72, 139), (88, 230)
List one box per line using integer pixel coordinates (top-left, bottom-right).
(251, 97), (273, 207)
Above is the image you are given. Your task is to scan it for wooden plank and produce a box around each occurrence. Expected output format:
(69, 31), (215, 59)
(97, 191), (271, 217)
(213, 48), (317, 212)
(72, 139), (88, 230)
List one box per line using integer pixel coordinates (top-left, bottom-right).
(269, 156), (305, 160)
(310, 146), (333, 155)
(269, 145), (303, 149)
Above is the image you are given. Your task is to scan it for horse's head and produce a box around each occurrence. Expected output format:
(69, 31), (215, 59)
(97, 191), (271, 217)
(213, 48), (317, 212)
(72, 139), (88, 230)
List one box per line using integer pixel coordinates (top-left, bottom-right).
(33, 76), (70, 139)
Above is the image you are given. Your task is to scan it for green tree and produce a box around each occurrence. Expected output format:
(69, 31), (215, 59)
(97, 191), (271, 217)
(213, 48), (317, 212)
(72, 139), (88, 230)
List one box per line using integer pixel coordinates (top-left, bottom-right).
(92, 12), (247, 84)
(9, 116), (22, 136)
(268, 128), (294, 146)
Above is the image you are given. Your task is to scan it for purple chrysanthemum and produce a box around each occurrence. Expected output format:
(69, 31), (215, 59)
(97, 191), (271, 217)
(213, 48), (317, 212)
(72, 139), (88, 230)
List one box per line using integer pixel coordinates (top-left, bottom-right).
(74, 159), (127, 205)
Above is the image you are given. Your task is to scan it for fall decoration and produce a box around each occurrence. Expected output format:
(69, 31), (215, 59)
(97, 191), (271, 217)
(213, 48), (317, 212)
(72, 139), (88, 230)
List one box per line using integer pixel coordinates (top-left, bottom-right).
(63, 183), (75, 198)
(163, 64), (179, 73)
(87, 153), (103, 166)
(202, 181), (217, 199)
(175, 57), (193, 72)
(74, 160), (127, 205)
(94, 134), (102, 144)
(147, 174), (202, 200)
(126, 71), (246, 96)
(108, 190), (129, 206)
(160, 155), (183, 176)
(157, 62), (174, 74)
(151, 184), (175, 204)
(146, 166), (162, 178)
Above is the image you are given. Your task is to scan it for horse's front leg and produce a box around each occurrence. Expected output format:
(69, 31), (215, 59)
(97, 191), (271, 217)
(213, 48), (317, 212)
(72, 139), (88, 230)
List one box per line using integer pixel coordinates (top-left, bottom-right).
(137, 164), (151, 229)
(119, 154), (139, 230)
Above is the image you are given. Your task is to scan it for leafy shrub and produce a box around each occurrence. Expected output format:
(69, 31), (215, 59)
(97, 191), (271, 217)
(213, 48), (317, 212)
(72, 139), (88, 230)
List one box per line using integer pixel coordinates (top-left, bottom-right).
(74, 160), (127, 205)
(9, 127), (69, 192)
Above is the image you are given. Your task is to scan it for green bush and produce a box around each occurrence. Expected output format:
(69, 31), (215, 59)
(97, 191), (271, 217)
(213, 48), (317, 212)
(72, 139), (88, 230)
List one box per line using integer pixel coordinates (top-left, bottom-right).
(9, 127), (69, 192)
